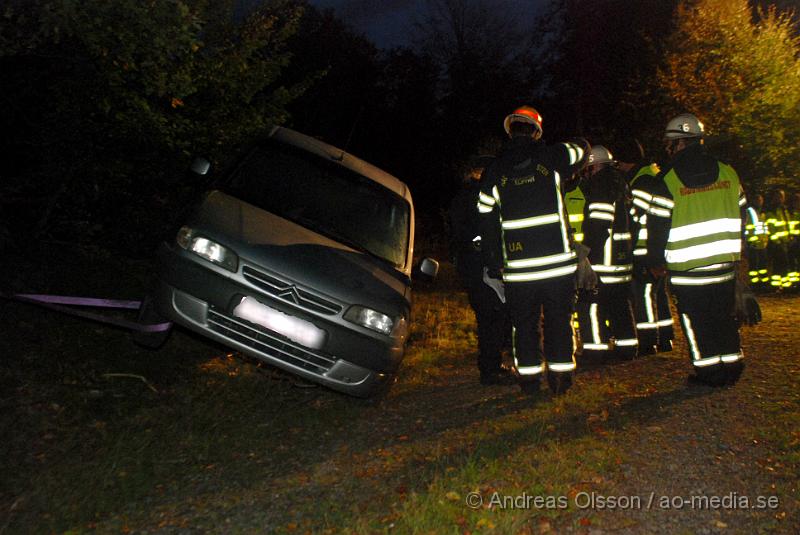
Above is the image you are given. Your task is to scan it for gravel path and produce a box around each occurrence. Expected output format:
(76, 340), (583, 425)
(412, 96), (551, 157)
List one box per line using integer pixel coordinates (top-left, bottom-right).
(569, 294), (800, 534)
(207, 293), (800, 534)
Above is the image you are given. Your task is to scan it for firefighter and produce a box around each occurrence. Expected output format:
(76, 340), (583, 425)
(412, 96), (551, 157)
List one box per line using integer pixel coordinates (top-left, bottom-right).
(744, 193), (770, 291)
(764, 189), (792, 290)
(786, 191), (800, 287)
(563, 169), (588, 340)
(576, 145), (638, 363)
(477, 105), (591, 396)
(646, 113), (746, 387)
(617, 147), (675, 355)
(564, 172), (587, 244)
(448, 155), (515, 385)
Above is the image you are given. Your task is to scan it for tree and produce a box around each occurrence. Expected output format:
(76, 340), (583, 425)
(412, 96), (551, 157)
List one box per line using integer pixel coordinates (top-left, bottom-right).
(0, 0), (306, 248)
(283, 5), (383, 158)
(368, 48), (442, 208)
(281, 6), (443, 210)
(659, 0), (800, 192)
(530, 0), (679, 153)
(413, 0), (540, 174)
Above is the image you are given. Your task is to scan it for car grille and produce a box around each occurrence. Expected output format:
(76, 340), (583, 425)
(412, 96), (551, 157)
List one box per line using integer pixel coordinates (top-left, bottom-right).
(207, 307), (338, 375)
(242, 266), (342, 316)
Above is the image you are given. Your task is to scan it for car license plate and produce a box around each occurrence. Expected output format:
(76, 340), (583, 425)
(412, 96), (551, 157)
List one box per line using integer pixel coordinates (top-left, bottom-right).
(232, 296), (326, 349)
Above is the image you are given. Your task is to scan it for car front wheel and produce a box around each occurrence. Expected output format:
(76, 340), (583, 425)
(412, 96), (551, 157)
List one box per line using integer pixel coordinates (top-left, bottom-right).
(132, 295), (172, 349)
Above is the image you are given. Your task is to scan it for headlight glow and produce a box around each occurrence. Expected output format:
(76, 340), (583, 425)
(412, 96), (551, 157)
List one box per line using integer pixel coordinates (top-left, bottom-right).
(345, 306), (394, 335)
(192, 237), (225, 262)
(176, 226), (238, 272)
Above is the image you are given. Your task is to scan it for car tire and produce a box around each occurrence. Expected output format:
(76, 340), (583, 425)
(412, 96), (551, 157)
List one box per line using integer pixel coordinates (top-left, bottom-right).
(353, 374), (396, 406)
(132, 295), (172, 349)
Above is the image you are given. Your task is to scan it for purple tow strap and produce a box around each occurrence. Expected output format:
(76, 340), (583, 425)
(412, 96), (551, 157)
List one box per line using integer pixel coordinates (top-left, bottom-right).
(14, 294), (142, 309)
(4, 293), (173, 333)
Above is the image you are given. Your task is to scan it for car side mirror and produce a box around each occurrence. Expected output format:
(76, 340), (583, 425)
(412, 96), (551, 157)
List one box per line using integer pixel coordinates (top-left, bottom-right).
(190, 157), (211, 176)
(417, 257), (439, 280)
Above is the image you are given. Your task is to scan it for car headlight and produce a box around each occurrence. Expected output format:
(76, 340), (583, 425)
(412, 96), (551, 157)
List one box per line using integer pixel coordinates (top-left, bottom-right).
(345, 306), (394, 335)
(176, 226), (238, 272)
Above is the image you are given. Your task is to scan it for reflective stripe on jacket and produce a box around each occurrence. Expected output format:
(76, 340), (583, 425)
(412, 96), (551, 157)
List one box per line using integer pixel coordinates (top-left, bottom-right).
(629, 163), (660, 257)
(477, 138), (585, 282)
(744, 207), (768, 250)
(564, 185), (586, 243)
(584, 166), (634, 284)
(789, 210), (800, 237)
(663, 162), (742, 272)
(764, 207), (791, 243)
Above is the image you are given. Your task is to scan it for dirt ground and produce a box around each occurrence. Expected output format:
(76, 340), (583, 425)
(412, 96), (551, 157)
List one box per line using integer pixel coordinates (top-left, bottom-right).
(1, 244), (798, 534)
(562, 292), (800, 534)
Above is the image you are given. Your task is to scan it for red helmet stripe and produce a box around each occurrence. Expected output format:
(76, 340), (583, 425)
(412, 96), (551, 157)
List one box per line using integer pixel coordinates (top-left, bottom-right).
(513, 107), (542, 126)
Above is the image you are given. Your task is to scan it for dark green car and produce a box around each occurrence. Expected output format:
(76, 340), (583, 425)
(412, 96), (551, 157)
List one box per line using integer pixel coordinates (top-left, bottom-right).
(138, 127), (437, 397)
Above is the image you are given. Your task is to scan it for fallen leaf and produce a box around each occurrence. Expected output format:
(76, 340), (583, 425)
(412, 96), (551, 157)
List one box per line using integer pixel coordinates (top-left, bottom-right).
(476, 518), (495, 529)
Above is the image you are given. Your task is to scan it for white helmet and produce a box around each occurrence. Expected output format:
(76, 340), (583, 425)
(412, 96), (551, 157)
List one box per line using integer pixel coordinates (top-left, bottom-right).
(664, 113), (704, 139)
(587, 145), (614, 166)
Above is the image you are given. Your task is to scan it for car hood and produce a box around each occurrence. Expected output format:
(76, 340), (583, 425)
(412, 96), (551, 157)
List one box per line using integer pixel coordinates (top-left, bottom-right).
(189, 191), (410, 312)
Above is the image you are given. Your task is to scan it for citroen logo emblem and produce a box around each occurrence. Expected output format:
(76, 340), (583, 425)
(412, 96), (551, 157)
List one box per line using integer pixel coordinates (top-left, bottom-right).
(278, 286), (301, 304)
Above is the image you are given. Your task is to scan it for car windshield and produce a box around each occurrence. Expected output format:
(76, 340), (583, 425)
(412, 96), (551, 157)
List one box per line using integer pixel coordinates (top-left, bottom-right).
(223, 143), (410, 268)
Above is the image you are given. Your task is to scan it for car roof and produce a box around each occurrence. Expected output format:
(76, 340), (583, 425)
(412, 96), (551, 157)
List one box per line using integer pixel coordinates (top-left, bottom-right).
(268, 126), (410, 201)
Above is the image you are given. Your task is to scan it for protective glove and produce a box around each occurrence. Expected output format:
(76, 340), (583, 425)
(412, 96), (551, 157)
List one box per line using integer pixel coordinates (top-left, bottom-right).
(573, 243), (598, 292)
(482, 267), (506, 304)
(648, 265), (668, 279)
(569, 137), (592, 168)
(574, 242), (591, 262)
(734, 279), (762, 326)
(632, 263), (654, 283)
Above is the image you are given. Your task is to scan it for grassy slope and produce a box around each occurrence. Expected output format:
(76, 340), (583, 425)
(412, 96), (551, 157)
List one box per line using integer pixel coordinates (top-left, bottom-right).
(1, 250), (798, 534)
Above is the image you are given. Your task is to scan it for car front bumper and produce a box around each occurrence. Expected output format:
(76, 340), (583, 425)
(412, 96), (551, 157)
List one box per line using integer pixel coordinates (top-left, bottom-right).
(151, 244), (404, 397)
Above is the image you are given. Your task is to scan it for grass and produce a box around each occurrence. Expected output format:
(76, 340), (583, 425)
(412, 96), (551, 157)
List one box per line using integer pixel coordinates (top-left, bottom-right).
(401, 285), (477, 383)
(0, 257), (615, 533)
(2, 247), (799, 533)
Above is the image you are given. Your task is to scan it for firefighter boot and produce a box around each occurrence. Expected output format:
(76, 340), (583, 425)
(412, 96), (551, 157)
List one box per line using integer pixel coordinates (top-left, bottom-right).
(688, 365), (728, 387)
(547, 372), (572, 395)
(638, 344), (658, 357)
(518, 376), (541, 396)
(610, 342), (638, 362)
(657, 339), (674, 353)
(724, 361), (745, 386)
(579, 349), (606, 368)
(480, 366), (516, 386)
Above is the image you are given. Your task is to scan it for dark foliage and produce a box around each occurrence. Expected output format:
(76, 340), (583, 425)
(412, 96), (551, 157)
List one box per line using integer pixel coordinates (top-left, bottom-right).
(2, 0), (797, 258)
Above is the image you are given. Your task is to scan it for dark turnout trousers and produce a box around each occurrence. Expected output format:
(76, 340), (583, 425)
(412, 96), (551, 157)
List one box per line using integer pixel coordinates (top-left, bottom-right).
(631, 271), (674, 353)
(578, 282), (638, 361)
(654, 276), (675, 349)
(464, 275), (509, 374)
(671, 277), (744, 385)
(505, 276), (576, 379)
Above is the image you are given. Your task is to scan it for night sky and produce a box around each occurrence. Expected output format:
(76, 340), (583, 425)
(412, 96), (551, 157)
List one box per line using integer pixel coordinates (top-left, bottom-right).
(309, 0), (548, 49)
